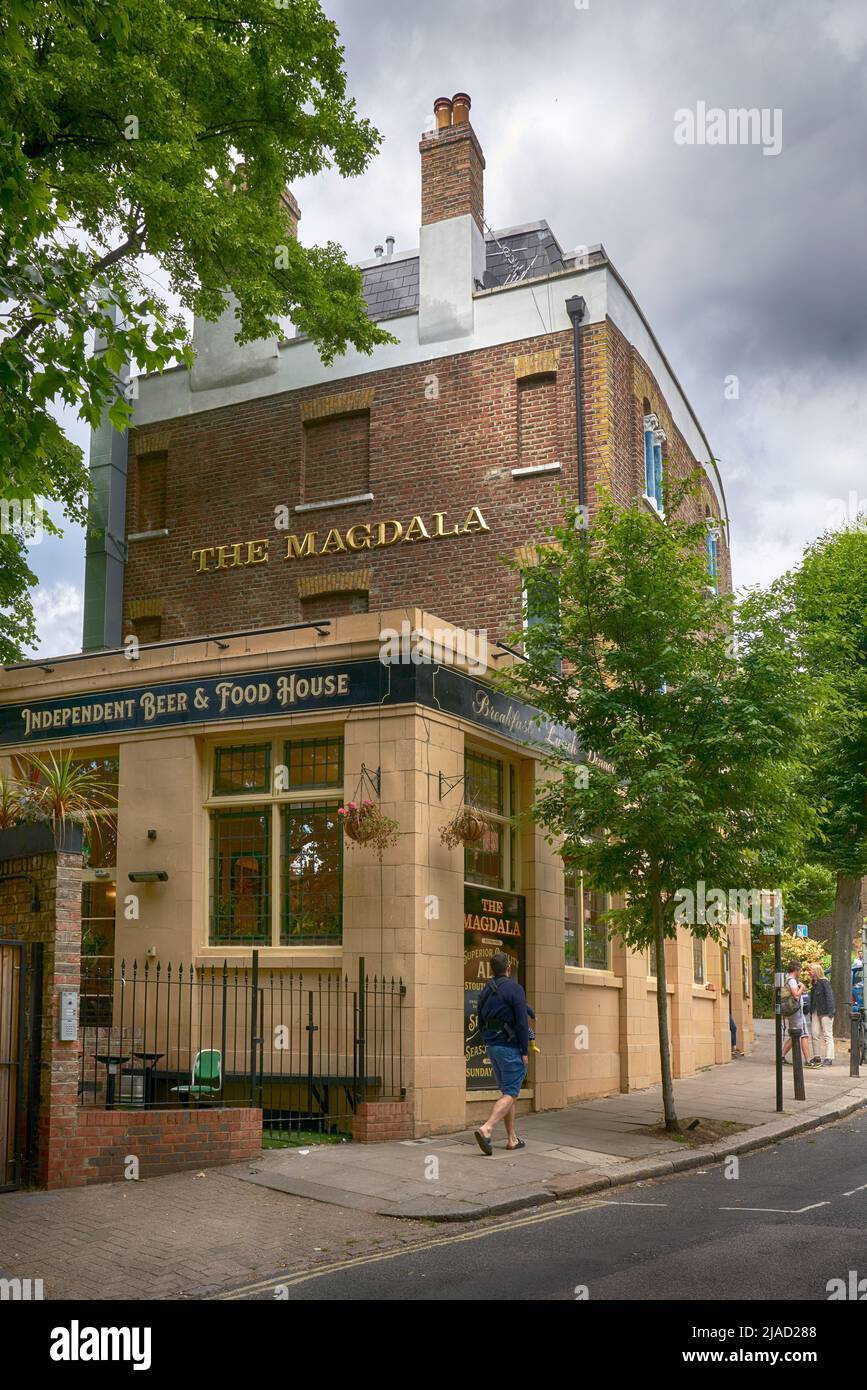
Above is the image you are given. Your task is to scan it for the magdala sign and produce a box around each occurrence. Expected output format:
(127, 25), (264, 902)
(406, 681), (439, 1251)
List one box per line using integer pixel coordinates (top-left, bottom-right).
(0, 658), (587, 765)
(464, 885), (526, 1092)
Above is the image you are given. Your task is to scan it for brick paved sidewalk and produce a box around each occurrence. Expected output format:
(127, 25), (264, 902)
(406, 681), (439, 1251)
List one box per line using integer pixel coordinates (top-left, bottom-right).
(0, 1168), (427, 1301)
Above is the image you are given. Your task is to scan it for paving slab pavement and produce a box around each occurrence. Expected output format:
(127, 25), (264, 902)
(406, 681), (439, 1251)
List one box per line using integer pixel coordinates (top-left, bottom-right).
(222, 1024), (867, 1220)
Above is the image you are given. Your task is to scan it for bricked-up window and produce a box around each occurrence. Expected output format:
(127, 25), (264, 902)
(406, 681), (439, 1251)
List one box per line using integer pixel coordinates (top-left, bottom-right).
(564, 872), (610, 970)
(133, 616), (162, 645)
(207, 736), (344, 946)
(517, 375), (558, 468)
(135, 452), (167, 531)
(303, 412), (370, 505)
(464, 750), (517, 891)
(300, 592), (369, 619)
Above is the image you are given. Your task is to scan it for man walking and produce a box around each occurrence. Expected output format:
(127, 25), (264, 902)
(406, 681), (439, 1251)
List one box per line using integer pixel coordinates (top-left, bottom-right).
(473, 951), (529, 1155)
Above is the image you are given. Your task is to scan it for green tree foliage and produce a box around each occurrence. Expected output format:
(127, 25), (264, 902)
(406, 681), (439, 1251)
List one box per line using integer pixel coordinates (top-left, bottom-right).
(790, 521), (867, 1028)
(504, 488), (815, 1130)
(0, 0), (390, 658)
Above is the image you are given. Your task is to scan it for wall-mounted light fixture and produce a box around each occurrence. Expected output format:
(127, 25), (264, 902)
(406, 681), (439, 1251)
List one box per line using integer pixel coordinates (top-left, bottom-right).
(128, 870), (169, 883)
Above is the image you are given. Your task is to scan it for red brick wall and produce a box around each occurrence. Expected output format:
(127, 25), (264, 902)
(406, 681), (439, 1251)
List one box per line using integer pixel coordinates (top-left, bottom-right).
(352, 1099), (413, 1143)
(124, 323), (729, 642)
(61, 1107), (263, 1187)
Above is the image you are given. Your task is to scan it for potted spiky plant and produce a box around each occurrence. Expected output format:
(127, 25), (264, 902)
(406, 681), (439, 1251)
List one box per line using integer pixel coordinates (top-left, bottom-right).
(14, 753), (117, 853)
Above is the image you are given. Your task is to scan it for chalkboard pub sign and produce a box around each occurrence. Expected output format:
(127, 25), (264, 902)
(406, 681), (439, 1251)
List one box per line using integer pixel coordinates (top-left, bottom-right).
(464, 884), (526, 1091)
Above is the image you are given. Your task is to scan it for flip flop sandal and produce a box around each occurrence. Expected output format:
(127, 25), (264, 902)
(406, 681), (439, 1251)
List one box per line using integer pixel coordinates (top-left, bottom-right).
(474, 1129), (493, 1156)
(506, 1139), (526, 1151)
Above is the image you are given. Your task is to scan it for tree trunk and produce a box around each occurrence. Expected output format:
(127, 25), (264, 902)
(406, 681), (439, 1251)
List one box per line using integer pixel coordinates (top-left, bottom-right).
(830, 872), (862, 1038)
(653, 900), (680, 1132)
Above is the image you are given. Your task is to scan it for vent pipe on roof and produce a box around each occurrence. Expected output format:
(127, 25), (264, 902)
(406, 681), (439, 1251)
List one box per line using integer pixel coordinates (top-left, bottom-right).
(374, 244), (384, 258)
(385, 236), (395, 261)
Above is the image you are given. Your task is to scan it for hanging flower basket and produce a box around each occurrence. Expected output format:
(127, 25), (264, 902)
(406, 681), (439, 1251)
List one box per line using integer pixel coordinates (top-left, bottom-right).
(440, 805), (489, 850)
(338, 800), (400, 859)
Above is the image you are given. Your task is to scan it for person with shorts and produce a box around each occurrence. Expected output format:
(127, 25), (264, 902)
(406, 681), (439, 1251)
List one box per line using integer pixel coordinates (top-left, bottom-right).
(781, 958), (811, 1067)
(473, 951), (529, 1156)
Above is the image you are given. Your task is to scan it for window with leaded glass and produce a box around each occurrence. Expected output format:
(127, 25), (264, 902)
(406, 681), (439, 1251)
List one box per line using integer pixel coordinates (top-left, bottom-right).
(214, 744), (271, 796)
(284, 737), (343, 789)
(464, 749), (516, 890)
(207, 736), (344, 946)
(281, 802), (342, 944)
(210, 809), (271, 945)
(564, 871), (610, 969)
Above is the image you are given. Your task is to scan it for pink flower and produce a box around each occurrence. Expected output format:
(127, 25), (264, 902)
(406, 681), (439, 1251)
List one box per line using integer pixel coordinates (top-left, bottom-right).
(362, 799), (373, 807)
(347, 801), (357, 810)
(337, 807), (347, 816)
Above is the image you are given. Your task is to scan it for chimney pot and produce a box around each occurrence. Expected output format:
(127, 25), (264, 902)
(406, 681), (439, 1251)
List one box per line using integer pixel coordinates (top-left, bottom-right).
(374, 244), (384, 258)
(452, 92), (471, 125)
(385, 235), (395, 260)
(433, 97), (453, 130)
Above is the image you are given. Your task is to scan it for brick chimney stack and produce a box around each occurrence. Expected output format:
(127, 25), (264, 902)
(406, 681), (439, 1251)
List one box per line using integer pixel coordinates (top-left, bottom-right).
(418, 92), (486, 344)
(279, 186), (301, 240)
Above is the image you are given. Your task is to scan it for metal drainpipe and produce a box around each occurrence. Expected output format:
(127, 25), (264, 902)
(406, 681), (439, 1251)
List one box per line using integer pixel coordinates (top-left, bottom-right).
(565, 295), (587, 511)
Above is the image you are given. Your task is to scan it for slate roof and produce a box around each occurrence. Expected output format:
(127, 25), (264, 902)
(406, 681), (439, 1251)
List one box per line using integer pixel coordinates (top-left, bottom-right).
(359, 221), (574, 321)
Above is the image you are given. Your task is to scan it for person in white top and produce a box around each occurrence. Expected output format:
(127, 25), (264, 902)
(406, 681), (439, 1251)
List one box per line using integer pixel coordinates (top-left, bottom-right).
(781, 959), (811, 1067)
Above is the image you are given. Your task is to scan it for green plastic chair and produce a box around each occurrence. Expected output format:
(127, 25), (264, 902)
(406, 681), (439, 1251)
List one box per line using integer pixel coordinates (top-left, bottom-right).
(171, 1049), (222, 1104)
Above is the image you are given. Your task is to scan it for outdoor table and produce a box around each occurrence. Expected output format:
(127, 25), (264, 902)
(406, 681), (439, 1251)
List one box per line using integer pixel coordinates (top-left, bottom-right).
(133, 1051), (165, 1107)
(95, 1053), (130, 1110)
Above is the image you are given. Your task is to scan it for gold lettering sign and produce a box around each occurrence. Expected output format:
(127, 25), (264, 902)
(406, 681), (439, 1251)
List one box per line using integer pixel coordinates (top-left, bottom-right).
(190, 507), (490, 573)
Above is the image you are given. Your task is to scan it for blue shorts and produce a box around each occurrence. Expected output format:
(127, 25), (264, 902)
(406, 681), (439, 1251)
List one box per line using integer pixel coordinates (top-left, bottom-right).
(486, 1043), (527, 1098)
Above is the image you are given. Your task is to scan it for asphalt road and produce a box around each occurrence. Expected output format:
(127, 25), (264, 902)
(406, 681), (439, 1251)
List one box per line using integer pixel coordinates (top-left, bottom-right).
(223, 1111), (867, 1301)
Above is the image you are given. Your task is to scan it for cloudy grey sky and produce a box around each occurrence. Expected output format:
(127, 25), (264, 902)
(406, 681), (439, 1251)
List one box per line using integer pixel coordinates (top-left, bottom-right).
(28, 0), (867, 654)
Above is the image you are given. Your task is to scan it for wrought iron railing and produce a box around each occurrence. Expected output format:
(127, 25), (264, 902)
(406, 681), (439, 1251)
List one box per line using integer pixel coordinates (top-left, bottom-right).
(78, 954), (405, 1134)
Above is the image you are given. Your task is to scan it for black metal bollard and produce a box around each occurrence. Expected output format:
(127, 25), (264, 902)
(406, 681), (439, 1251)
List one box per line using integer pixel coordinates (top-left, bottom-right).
(789, 1024), (806, 1101)
(850, 1011), (861, 1078)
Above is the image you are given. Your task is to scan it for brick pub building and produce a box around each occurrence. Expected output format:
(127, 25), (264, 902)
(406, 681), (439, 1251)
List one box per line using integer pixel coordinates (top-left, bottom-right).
(0, 92), (753, 1172)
